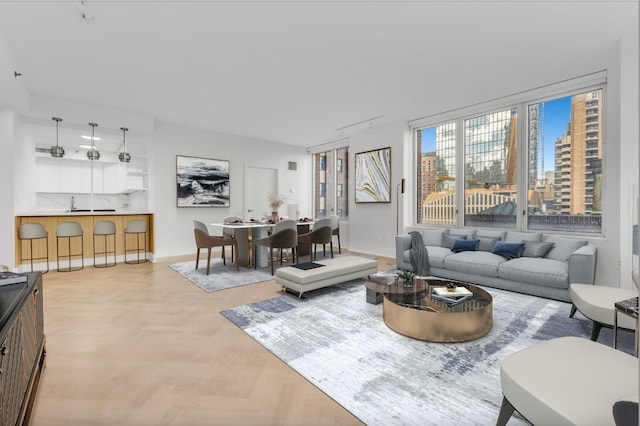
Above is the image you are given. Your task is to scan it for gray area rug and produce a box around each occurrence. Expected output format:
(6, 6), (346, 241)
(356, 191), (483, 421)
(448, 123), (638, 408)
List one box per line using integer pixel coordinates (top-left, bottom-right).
(169, 252), (367, 293)
(222, 281), (635, 426)
(169, 258), (274, 292)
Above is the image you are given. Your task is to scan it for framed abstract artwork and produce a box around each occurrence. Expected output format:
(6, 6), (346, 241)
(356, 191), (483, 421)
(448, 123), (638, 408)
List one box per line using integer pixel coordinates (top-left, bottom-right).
(355, 147), (391, 203)
(176, 155), (230, 207)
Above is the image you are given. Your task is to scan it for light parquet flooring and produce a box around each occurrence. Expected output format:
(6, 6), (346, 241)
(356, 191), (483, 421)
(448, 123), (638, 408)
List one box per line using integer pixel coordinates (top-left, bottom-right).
(31, 252), (394, 425)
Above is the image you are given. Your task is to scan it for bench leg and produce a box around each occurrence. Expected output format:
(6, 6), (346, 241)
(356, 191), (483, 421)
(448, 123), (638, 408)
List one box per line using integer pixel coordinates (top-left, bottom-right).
(496, 396), (515, 426)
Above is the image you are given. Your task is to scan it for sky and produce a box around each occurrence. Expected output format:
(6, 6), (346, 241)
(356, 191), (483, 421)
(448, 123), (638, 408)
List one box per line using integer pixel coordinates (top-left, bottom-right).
(420, 95), (573, 177)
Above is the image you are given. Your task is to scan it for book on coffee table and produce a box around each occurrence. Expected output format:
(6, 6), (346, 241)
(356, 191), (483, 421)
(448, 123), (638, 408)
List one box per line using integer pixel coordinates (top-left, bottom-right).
(0, 271), (28, 286)
(368, 270), (401, 285)
(433, 286), (472, 297)
(431, 293), (472, 305)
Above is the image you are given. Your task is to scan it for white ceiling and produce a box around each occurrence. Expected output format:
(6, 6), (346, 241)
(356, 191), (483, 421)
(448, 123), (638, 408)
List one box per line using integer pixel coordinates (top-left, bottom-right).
(0, 1), (633, 150)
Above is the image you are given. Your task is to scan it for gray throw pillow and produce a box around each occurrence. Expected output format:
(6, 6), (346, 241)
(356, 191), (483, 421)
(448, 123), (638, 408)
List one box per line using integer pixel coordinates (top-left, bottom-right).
(521, 240), (555, 258)
(474, 236), (500, 252)
(421, 229), (444, 246)
(441, 233), (466, 249)
(543, 235), (588, 261)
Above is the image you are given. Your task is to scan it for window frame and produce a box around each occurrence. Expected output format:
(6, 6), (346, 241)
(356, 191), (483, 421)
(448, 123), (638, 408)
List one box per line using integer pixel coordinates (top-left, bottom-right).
(310, 144), (349, 219)
(411, 73), (607, 236)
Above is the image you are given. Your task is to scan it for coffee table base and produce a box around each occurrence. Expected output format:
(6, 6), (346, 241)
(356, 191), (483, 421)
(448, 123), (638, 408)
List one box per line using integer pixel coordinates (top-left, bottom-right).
(383, 284), (493, 342)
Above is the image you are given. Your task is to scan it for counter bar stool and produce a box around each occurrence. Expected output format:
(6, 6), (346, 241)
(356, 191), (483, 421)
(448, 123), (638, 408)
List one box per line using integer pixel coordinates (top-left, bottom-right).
(124, 219), (148, 264)
(93, 220), (117, 268)
(18, 223), (49, 273)
(56, 221), (84, 272)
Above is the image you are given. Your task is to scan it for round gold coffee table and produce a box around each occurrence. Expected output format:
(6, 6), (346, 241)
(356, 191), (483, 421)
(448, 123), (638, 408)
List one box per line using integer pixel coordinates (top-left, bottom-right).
(383, 278), (493, 342)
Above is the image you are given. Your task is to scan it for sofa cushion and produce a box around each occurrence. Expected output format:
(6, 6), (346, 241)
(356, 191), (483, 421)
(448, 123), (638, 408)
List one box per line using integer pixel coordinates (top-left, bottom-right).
(492, 241), (525, 259)
(421, 229), (444, 246)
(498, 257), (569, 289)
(521, 240), (555, 258)
(444, 251), (506, 278)
(474, 236), (501, 252)
(452, 238), (479, 253)
(505, 231), (542, 243)
(403, 246), (452, 269)
(441, 233), (466, 249)
(543, 235), (588, 262)
(476, 229), (507, 240)
(447, 228), (477, 238)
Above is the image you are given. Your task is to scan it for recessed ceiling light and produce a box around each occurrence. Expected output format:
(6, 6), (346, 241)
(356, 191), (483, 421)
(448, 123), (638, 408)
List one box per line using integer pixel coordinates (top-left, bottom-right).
(79, 144), (93, 149)
(81, 135), (101, 141)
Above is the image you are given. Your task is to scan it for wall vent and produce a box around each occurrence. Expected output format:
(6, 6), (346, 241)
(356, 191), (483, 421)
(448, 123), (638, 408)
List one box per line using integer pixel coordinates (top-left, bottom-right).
(288, 161), (297, 171)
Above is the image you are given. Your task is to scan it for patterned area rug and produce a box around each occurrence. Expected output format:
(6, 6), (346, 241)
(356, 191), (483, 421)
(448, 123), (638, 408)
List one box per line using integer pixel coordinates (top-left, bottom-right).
(169, 258), (275, 292)
(222, 281), (635, 426)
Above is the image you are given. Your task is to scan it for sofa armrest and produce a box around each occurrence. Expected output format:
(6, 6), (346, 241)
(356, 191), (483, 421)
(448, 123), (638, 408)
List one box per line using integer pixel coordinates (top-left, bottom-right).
(395, 234), (413, 271)
(568, 244), (597, 285)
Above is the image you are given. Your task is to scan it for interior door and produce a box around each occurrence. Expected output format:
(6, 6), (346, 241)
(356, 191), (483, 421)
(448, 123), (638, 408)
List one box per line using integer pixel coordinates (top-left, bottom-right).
(244, 165), (278, 221)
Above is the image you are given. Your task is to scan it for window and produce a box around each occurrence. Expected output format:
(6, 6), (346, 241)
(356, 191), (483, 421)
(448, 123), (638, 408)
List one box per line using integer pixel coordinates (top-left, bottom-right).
(416, 123), (456, 225)
(313, 147), (348, 218)
(464, 108), (517, 228)
(415, 84), (604, 234)
(527, 90), (603, 232)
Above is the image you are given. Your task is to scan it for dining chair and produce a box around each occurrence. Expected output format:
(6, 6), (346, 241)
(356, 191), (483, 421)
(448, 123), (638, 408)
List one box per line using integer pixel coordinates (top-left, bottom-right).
(193, 220), (238, 275)
(328, 214), (341, 254)
(298, 218), (334, 261)
(253, 220), (298, 275)
(222, 216), (243, 262)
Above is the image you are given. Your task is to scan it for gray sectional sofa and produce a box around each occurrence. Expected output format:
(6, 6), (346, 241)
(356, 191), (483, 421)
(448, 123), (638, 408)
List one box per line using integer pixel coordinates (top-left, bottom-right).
(395, 228), (597, 302)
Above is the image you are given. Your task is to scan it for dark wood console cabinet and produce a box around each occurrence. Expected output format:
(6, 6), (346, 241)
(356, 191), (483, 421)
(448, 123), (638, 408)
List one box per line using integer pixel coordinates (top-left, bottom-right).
(0, 272), (45, 426)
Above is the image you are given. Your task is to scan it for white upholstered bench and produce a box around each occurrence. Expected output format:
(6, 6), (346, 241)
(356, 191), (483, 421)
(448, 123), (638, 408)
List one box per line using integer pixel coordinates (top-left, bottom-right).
(498, 336), (638, 426)
(275, 256), (378, 297)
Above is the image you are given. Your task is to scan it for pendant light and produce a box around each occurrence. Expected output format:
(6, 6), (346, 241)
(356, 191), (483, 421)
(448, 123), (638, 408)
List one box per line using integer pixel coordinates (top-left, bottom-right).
(86, 122), (100, 160)
(118, 127), (131, 163)
(50, 117), (65, 158)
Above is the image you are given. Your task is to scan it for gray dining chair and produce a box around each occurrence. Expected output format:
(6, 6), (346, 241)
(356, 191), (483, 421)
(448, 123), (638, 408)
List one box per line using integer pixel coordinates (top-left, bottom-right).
(253, 223), (298, 275)
(328, 214), (341, 254)
(298, 218), (334, 261)
(223, 216), (243, 262)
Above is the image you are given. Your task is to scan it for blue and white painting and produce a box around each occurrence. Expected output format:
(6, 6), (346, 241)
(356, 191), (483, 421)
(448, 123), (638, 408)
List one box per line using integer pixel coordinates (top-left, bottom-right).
(355, 147), (391, 203)
(176, 155), (230, 207)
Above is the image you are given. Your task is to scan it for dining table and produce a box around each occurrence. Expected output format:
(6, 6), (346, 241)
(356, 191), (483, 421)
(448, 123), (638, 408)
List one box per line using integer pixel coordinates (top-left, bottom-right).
(211, 220), (315, 268)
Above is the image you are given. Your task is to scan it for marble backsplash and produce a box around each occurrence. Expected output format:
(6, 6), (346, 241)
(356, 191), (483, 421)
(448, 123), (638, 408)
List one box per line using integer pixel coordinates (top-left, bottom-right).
(35, 191), (148, 213)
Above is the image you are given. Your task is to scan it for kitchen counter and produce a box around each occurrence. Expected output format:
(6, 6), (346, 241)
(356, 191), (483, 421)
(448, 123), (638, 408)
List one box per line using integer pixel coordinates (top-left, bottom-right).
(15, 213), (154, 268)
(17, 211), (153, 217)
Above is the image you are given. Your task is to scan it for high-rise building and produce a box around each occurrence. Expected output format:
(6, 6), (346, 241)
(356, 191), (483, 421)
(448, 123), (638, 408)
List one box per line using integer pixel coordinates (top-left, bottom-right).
(554, 90), (602, 214)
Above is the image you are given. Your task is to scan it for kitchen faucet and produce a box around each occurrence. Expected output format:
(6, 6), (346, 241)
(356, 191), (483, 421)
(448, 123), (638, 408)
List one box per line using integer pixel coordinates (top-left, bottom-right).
(70, 196), (77, 212)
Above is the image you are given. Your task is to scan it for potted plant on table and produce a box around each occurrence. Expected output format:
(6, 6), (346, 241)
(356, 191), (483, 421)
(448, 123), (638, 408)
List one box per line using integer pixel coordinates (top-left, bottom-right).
(399, 270), (415, 288)
(267, 193), (286, 223)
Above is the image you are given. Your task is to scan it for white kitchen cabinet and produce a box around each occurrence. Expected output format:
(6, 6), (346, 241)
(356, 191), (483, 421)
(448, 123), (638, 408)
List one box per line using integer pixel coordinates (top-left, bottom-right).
(103, 163), (128, 193)
(36, 155), (148, 194)
(36, 157), (60, 192)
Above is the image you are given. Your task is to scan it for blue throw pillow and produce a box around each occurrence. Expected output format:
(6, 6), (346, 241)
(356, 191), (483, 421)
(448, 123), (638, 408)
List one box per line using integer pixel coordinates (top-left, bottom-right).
(492, 241), (525, 259)
(451, 238), (480, 253)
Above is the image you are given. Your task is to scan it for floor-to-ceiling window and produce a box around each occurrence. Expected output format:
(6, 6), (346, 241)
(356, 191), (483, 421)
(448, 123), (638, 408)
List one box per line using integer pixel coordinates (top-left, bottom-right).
(414, 78), (605, 234)
(313, 147), (349, 218)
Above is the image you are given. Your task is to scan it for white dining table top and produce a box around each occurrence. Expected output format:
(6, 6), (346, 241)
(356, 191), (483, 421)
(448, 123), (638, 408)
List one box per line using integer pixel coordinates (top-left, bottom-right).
(211, 220), (315, 228)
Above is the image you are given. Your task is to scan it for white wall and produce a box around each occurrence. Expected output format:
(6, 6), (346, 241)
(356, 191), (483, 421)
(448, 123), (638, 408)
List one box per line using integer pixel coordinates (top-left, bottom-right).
(150, 121), (310, 258)
(0, 109), (16, 269)
(347, 121), (407, 259)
